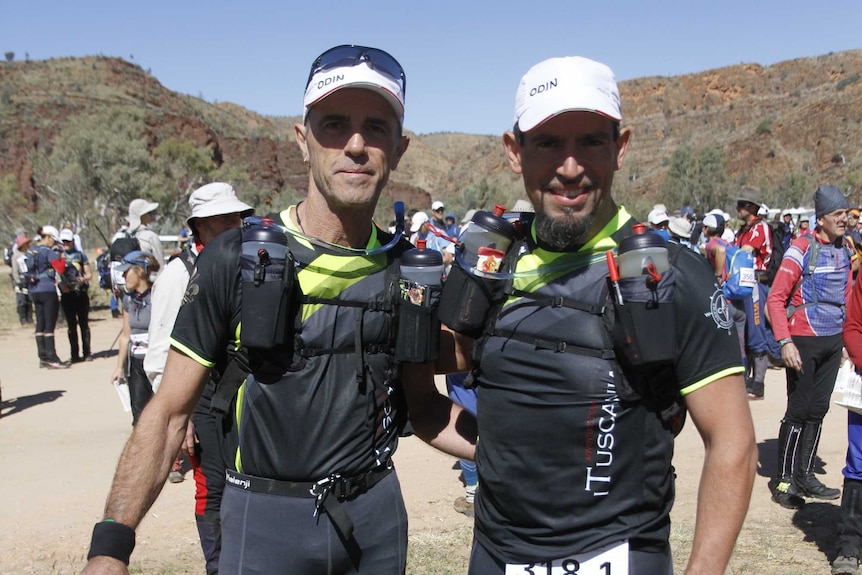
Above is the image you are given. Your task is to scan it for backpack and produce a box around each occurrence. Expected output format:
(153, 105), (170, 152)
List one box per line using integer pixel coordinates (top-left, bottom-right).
(785, 234), (851, 318)
(763, 220), (786, 286)
(96, 251), (112, 290)
(3, 242), (12, 267)
(718, 239), (756, 300)
(24, 247), (55, 286)
(108, 230), (141, 291)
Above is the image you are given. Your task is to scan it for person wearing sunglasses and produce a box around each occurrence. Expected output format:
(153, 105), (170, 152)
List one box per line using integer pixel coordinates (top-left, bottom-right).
(83, 45), (476, 575)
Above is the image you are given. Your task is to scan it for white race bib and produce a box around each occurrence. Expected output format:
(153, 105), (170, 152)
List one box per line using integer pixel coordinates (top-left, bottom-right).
(504, 540), (628, 575)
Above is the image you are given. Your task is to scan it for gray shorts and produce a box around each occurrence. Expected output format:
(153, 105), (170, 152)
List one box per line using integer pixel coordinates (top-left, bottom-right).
(219, 469), (407, 574)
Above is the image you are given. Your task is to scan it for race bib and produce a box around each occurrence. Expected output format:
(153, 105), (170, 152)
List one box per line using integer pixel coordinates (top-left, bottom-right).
(505, 540), (628, 575)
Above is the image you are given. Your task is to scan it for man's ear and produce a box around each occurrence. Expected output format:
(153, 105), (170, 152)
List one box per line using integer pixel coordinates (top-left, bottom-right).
(390, 135), (410, 171)
(503, 131), (523, 175)
(614, 127), (632, 171)
(294, 122), (309, 163)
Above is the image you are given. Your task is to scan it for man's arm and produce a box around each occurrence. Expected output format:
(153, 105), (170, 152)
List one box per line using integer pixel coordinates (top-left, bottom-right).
(82, 350), (209, 574)
(401, 362), (477, 461)
(436, 326), (473, 374)
(682, 374), (757, 575)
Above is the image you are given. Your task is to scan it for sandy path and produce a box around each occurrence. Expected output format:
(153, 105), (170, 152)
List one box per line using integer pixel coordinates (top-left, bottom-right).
(0, 306), (851, 574)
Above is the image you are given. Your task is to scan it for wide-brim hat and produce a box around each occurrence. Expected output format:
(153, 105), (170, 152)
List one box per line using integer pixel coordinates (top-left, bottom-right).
(668, 216), (692, 239)
(186, 183), (254, 226)
(128, 198), (159, 229)
(736, 187), (763, 208)
(41, 225), (60, 242)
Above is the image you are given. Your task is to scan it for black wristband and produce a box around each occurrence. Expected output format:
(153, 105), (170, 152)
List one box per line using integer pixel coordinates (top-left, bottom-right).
(87, 520), (136, 565)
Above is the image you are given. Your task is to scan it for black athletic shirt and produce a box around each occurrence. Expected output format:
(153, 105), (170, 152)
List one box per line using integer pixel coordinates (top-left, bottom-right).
(171, 210), (411, 481)
(473, 206), (744, 563)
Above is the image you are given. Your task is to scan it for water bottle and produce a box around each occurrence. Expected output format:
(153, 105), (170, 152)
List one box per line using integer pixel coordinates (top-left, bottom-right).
(437, 205), (518, 337)
(396, 239), (444, 362)
(457, 204), (518, 270)
(240, 218), (294, 349)
(617, 223), (670, 279)
(612, 223), (676, 366)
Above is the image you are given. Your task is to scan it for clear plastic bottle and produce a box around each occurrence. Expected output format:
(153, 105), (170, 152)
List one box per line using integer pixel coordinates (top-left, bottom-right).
(617, 223), (669, 278)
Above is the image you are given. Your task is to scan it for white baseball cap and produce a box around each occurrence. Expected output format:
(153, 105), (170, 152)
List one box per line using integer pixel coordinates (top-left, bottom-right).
(41, 225), (60, 242)
(514, 56), (622, 132)
(186, 182), (254, 226)
(703, 214), (724, 230)
(305, 61), (404, 123)
(410, 211), (429, 233)
(59, 228), (75, 242)
(431, 200), (445, 211)
(647, 208), (669, 226)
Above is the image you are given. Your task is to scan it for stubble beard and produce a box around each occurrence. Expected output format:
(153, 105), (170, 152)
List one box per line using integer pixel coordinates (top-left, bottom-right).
(535, 207), (595, 251)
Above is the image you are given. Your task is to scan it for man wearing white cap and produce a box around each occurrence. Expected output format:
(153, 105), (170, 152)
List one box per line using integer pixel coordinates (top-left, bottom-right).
(84, 46), (476, 575)
(446, 56), (755, 574)
(140, 181), (253, 574)
(430, 199), (448, 233)
(127, 198), (164, 268)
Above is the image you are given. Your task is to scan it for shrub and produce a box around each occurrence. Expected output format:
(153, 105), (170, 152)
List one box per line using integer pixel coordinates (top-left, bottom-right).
(837, 74), (860, 91)
(755, 119), (772, 135)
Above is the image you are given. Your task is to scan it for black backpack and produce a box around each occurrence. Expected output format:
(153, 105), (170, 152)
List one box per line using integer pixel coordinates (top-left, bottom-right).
(764, 220), (786, 286)
(96, 251), (112, 289)
(108, 230), (141, 291)
(3, 241), (12, 267)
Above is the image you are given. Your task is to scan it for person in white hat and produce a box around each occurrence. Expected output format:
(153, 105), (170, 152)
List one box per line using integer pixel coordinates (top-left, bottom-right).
(127, 198), (164, 268)
(444, 55), (755, 574)
(139, 181), (253, 572)
(647, 207), (671, 241)
(58, 227), (92, 363)
(29, 225), (70, 369)
(83, 46), (476, 575)
(430, 200), (448, 233)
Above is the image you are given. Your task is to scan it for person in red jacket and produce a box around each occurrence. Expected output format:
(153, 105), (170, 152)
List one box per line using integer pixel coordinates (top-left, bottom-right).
(766, 184), (852, 509)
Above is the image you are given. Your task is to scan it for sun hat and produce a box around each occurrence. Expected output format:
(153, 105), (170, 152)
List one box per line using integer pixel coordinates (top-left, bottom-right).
(128, 198), (159, 230)
(514, 56), (621, 132)
(186, 182), (254, 226)
(736, 187), (763, 208)
(511, 199), (535, 213)
(410, 211), (429, 233)
(304, 46), (405, 123)
(431, 200), (445, 211)
(115, 250), (153, 274)
(59, 229), (75, 242)
(15, 233), (30, 249)
(668, 216), (692, 239)
(461, 209), (477, 225)
(647, 208), (669, 226)
(41, 225), (60, 242)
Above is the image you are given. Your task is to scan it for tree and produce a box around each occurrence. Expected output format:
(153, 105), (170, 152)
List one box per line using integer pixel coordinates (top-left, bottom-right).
(4, 51), (13, 62)
(660, 145), (731, 213)
(152, 138), (216, 231)
(31, 107), (157, 243)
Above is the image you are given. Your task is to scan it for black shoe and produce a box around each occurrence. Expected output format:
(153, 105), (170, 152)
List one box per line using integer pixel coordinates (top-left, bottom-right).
(771, 480), (805, 509)
(41, 359), (70, 370)
(70, 356), (85, 364)
(832, 555), (859, 575)
(797, 474), (841, 500)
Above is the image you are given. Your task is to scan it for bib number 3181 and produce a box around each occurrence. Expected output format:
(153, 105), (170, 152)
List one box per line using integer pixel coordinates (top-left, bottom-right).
(504, 540), (628, 575)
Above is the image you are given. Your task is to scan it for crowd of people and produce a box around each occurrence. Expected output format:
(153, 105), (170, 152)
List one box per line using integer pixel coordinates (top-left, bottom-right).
(3, 44), (857, 575)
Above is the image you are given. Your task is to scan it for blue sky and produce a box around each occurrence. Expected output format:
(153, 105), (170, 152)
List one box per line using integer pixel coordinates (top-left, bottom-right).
(2, 0), (860, 135)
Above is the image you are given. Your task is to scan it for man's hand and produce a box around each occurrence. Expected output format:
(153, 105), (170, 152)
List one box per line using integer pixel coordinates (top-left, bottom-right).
(81, 555), (129, 575)
(181, 420), (198, 459)
(781, 341), (803, 372)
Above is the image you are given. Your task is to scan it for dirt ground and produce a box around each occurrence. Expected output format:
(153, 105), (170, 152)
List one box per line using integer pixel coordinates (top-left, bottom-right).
(0, 306), (851, 574)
